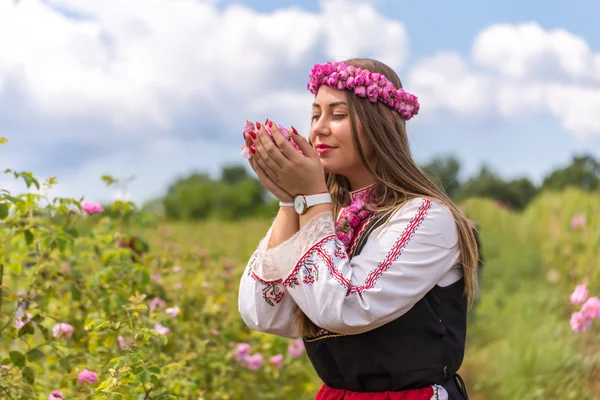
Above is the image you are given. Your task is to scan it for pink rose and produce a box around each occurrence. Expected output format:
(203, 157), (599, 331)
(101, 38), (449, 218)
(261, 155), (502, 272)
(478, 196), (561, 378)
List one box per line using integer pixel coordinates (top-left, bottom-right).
(288, 339), (305, 358)
(277, 124), (290, 140)
(354, 86), (366, 97)
(77, 368), (98, 384)
(149, 297), (166, 311)
(345, 76), (355, 89)
(570, 311), (592, 333)
(15, 312), (32, 330)
(570, 283), (589, 304)
(240, 144), (251, 159)
(354, 74), (366, 87)
(235, 343), (250, 362)
(246, 353), (264, 371)
(166, 306), (180, 318)
(366, 84), (379, 102)
(81, 202), (103, 215)
(348, 213), (361, 228)
(243, 120), (255, 134)
(154, 323), (169, 336)
(52, 323), (74, 339)
(570, 214), (586, 230)
(269, 354), (284, 370)
(582, 297), (600, 319)
(48, 390), (64, 400)
(118, 335), (128, 351)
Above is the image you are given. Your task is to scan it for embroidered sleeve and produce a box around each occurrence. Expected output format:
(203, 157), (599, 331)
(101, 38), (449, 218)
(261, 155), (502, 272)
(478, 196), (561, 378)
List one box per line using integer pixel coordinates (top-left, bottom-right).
(275, 198), (462, 335)
(238, 226), (300, 339)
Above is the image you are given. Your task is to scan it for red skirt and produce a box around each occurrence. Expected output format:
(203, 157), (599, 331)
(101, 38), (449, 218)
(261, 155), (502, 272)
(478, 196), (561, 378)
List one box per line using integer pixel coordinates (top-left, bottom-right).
(315, 384), (445, 400)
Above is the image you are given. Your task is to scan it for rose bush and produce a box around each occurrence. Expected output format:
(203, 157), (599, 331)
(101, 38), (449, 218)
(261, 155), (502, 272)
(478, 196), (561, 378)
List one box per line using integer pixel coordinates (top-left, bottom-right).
(0, 138), (317, 399)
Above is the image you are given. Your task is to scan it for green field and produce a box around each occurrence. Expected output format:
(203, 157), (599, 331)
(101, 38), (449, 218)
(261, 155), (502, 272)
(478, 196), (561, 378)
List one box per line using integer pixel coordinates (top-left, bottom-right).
(2, 186), (599, 399)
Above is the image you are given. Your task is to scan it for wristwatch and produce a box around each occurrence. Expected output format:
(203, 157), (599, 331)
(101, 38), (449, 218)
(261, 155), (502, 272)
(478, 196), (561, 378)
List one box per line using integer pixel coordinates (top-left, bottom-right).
(293, 193), (332, 215)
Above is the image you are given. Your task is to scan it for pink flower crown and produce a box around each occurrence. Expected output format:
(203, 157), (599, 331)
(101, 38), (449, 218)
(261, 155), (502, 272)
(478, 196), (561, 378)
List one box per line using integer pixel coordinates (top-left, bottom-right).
(307, 61), (420, 120)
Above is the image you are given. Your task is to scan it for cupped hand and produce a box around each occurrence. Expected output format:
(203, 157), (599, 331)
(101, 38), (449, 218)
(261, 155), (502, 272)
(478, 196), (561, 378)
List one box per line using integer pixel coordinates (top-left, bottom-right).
(244, 124), (294, 203)
(252, 121), (327, 196)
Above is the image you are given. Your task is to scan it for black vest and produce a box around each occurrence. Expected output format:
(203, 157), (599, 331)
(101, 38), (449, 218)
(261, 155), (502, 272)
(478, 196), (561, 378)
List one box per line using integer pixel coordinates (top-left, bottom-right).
(302, 213), (468, 392)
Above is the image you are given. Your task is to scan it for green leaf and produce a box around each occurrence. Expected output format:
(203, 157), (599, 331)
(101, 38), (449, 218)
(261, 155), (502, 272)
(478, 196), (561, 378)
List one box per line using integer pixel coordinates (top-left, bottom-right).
(71, 283), (82, 301)
(17, 322), (34, 337)
(8, 261), (22, 276)
(57, 237), (67, 253)
(9, 351), (25, 368)
(22, 366), (35, 384)
(26, 349), (44, 362)
(137, 370), (149, 384)
(24, 230), (34, 246)
(95, 321), (110, 331)
(0, 202), (8, 219)
(59, 357), (71, 372)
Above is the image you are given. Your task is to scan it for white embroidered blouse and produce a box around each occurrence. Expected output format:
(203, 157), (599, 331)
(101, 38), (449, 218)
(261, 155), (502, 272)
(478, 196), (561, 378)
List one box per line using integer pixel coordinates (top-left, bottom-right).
(238, 191), (463, 339)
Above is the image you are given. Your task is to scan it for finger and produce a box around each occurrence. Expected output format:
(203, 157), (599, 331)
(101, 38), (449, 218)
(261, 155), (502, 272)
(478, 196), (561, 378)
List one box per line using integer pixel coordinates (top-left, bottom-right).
(252, 143), (279, 181)
(256, 123), (289, 169)
(244, 129), (256, 148)
(290, 127), (318, 157)
(269, 123), (300, 161)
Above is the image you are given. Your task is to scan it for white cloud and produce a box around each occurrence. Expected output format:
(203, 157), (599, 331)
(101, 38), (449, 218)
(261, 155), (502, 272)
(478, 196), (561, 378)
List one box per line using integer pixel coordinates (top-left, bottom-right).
(407, 22), (600, 140)
(472, 22), (600, 82)
(0, 0), (409, 136)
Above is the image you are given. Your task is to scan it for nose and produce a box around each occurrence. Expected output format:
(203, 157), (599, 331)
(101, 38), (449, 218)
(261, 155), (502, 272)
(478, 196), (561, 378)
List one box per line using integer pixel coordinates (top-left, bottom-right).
(310, 116), (331, 140)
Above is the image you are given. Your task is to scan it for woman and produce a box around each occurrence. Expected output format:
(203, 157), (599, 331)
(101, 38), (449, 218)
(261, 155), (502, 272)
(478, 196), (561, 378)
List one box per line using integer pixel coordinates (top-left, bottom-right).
(238, 58), (478, 400)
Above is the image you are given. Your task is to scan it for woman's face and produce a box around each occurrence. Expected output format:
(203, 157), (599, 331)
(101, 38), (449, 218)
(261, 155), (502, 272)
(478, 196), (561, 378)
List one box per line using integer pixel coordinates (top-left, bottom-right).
(309, 86), (374, 178)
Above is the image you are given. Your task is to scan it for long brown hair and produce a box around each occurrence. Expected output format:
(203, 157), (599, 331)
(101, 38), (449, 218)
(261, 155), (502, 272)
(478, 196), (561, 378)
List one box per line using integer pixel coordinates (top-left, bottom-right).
(294, 58), (480, 337)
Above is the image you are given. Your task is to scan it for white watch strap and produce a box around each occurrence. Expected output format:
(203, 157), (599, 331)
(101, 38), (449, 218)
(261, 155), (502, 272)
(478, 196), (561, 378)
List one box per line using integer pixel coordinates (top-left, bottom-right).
(279, 201), (294, 207)
(304, 192), (332, 208)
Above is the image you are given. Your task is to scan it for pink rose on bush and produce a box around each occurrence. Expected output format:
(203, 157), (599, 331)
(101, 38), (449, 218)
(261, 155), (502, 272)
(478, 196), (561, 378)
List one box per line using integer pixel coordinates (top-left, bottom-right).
(582, 297), (600, 319)
(117, 335), (129, 351)
(246, 353), (264, 371)
(166, 306), (180, 318)
(570, 213), (586, 230)
(235, 343), (250, 362)
(570, 283), (589, 304)
(81, 202), (103, 215)
(48, 390), (64, 400)
(570, 311), (592, 333)
(52, 323), (74, 339)
(149, 297), (166, 311)
(154, 323), (169, 335)
(288, 338), (305, 358)
(269, 354), (284, 370)
(15, 312), (32, 330)
(77, 368), (98, 384)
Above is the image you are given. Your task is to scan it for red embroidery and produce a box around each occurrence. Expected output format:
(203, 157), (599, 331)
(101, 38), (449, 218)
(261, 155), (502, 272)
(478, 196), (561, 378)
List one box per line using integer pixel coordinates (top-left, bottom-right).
(285, 198), (432, 297)
(250, 271), (284, 307)
(349, 198), (431, 295)
(283, 235), (337, 288)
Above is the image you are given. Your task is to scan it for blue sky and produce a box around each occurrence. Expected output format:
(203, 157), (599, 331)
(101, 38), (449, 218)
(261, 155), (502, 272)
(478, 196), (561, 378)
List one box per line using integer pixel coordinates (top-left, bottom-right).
(0, 0), (599, 205)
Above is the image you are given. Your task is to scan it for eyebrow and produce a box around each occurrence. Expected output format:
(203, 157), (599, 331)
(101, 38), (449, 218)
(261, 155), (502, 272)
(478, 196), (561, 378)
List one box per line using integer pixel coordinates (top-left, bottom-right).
(312, 101), (348, 108)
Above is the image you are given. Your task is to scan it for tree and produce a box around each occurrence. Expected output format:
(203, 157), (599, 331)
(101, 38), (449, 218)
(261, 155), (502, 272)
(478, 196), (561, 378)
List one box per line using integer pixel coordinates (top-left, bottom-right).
(541, 154), (600, 192)
(162, 167), (268, 220)
(457, 166), (539, 210)
(420, 155), (462, 198)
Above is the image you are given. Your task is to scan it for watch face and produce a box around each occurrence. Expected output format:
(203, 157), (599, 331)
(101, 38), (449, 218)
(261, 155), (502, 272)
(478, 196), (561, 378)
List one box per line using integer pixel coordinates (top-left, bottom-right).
(294, 196), (305, 214)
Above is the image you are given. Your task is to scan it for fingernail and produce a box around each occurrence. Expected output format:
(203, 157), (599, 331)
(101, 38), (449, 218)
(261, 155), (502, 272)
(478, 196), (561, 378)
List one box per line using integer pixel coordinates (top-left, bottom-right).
(249, 131), (257, 139)
(267, 120), (273, 128)
(291, 126), (298, 135)
(250, 146), (256, 154)
(265, 118), (270, 125)
(256, 122), (262, 130)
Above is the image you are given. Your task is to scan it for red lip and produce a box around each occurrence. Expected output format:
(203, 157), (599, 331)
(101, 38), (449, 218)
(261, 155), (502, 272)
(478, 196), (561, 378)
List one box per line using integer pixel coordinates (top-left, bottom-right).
(316, 144), (335, 149)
